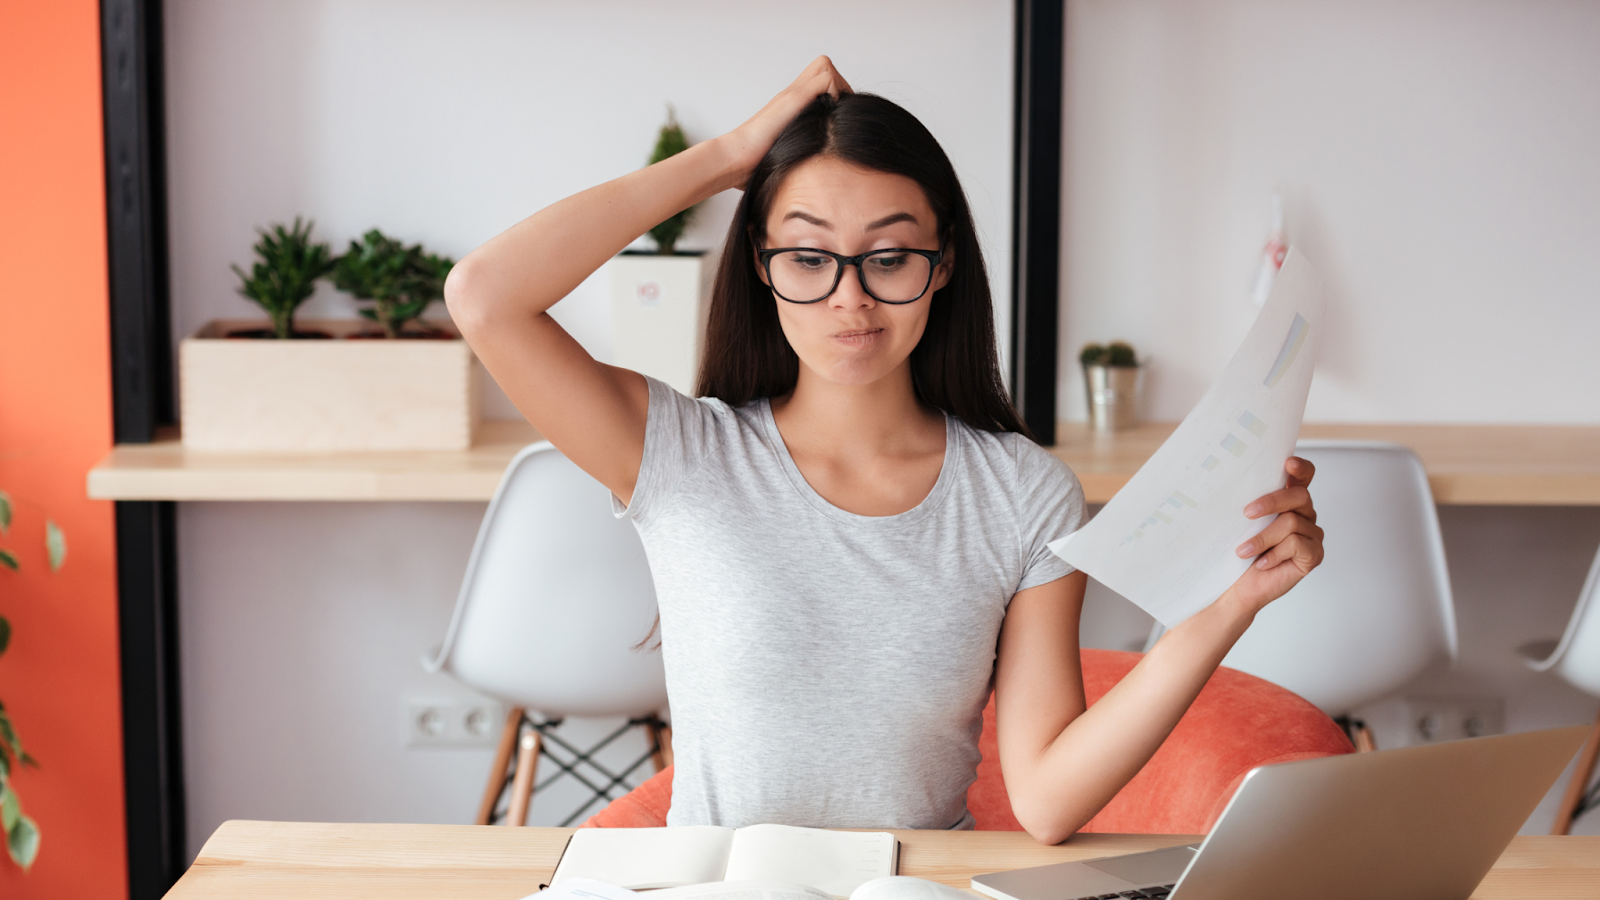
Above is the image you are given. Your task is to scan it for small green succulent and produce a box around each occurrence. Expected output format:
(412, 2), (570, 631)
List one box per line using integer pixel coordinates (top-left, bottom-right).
(647, 107), (695, 255)
(231, 218), (335, 339)
(1080, 341), (1138, 368)
(332, 229), (455, 339)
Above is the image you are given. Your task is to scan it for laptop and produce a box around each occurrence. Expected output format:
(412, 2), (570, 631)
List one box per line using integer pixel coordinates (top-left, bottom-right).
(971, 725), (1588, 900)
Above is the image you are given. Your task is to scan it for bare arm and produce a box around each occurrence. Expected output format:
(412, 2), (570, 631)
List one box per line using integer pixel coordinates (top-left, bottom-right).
(995, 458), (1326, 844)
(444, 57), (851, 504)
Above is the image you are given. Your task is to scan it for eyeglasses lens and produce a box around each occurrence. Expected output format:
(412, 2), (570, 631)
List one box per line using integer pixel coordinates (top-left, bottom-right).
(770, 251), (932, 303)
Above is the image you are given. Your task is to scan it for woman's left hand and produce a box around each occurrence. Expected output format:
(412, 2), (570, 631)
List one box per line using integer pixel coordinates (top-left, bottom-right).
(1224, 456), (1325, 615)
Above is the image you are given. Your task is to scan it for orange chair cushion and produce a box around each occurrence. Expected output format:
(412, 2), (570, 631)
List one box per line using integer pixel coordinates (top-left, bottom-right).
(584, 648), (1353, 833)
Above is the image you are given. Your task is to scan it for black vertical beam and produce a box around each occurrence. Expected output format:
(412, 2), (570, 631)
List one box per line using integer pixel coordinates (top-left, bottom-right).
(112, 501), (183, 898)
(1010, 0), (1064, 445)
(101, 0), (185, 897)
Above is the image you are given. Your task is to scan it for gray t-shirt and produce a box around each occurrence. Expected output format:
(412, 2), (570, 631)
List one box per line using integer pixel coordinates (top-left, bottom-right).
(615, 377), (1085, 830)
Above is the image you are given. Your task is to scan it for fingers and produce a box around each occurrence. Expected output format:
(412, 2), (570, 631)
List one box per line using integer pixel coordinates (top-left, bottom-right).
(1285, 455), (1315, 488)
(1236, 511), (1323, 561)
(804, 55), (852, 99)
(1244, 485), (1316, 523)
(1250, 531), (1324, 573)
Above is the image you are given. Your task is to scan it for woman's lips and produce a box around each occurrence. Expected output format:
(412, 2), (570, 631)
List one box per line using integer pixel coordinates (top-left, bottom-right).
(833, 327), (884, 346)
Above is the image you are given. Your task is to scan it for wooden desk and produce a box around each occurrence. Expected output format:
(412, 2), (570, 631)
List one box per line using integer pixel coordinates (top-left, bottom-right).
(90, 422), (1600, 505)
(166, 821), (1600, 900)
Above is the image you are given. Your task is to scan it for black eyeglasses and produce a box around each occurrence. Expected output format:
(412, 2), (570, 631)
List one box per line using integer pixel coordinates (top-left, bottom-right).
(758, 247), (945, 304)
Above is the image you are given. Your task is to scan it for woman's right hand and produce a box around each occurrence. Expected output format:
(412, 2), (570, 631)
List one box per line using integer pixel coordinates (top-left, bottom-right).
(717, 56), (853, 189)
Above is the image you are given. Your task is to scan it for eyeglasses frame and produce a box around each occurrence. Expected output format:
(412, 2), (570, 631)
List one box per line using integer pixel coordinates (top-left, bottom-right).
(757, 246), (946, 305)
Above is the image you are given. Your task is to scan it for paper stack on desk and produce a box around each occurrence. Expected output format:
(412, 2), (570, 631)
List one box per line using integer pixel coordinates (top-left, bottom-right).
(1051, 247), (1325, 627)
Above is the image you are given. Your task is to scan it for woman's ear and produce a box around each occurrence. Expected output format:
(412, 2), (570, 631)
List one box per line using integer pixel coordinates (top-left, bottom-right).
(749, 229), (771, 286)
(931, 245), (956, 292)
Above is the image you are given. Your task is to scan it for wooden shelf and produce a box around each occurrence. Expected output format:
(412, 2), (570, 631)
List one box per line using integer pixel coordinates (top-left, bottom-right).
(1050, 422), (1600, 506)
(87, 421), (1600, 505)
(87, 420), (543, 502)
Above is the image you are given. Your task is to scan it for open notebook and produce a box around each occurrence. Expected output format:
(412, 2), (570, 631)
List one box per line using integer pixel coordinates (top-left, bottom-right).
(550, 825), (900, 899)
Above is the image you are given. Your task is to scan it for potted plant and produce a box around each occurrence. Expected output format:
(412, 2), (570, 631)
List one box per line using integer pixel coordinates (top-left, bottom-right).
(179, 221), (479, 452)
(609, 106), (713, 395)
(228, 218), (335, 339)
(0, 489), (64, 871)
(331, 229), (455, 339)
(1080, 341), (1141, 432)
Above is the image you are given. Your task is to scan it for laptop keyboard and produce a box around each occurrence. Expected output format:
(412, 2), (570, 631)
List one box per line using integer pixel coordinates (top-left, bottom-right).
(1067, 886), (1175, 900)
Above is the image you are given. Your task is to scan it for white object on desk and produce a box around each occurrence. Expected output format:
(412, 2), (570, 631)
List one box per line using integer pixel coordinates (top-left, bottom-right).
(1052, 248), (1325, 627)
(608, 252), (712, 395)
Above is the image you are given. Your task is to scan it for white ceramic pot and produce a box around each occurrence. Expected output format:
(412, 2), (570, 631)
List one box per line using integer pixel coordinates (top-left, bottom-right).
(607, 251), (712, 395)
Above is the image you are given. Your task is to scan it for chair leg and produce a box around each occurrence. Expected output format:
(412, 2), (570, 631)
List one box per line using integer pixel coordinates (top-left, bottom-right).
(1353, 722), (1377, 753)
(649, 718), (674, 772)
(506, 728), (543, 827)
(476, 706), (525, 826)
(1551, 706), (1600, 835)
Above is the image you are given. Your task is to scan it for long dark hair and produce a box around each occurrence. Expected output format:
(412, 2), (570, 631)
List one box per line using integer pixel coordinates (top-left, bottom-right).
(694, 92), (1030, 438)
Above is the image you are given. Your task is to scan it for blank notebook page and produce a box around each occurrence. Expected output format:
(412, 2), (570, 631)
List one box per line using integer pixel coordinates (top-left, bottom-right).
(723, 825), (896, 899)
(552, 826), (734, 889)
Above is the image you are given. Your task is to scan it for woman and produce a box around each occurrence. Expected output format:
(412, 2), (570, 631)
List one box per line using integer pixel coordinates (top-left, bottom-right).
(446, 57), (1324, 843)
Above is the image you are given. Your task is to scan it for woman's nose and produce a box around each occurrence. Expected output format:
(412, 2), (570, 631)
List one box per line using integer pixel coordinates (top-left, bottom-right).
(829, 263), (875, 310)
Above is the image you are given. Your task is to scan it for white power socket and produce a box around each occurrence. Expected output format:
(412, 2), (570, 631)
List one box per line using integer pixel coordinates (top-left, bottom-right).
(406, 699), (506, 747)
(1401, 696), (1504, 745)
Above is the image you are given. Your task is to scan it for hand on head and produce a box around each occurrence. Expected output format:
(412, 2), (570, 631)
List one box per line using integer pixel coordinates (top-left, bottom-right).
(1226, 456), (1326, 614)
(720, 56), (854, 187)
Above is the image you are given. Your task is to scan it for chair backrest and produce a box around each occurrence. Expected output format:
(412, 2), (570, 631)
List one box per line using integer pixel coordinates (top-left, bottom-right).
(1529, 543), (1600, 696)
(424, 442), (668, 718)
(1214, 441), (1458, 715)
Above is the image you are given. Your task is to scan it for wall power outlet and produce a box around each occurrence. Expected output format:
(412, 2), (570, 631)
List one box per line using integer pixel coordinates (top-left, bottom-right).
(1401, 696), (1504, 746)
(406, 699), (506, 748)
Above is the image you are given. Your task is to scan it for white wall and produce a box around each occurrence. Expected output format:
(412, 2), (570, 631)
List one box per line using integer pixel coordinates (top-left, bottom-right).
(165, 0), (1018, 411)
(1063, 0), (1600, 835)
(164, 0), (1016, 857)
(1059, 0), (1600, 424)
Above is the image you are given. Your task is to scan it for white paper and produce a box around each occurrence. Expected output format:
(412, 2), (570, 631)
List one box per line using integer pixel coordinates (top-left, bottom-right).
(723, 825), (897, 900)
(1051, 248), (1324, 627)
(551, 826), (734, 889)
(522, 876), (640, 900)
(850, 876), (974, 900)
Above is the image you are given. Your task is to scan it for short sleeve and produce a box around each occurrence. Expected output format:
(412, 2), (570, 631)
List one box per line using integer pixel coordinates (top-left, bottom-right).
(612, 376), (719, 525)
(1011, 436), (1087, 592)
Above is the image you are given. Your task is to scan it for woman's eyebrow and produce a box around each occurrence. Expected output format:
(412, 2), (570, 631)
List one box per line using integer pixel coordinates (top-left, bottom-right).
(778, 211), (920, 230)
(866, 212), (919, 230)
(782, 210), (832, 228)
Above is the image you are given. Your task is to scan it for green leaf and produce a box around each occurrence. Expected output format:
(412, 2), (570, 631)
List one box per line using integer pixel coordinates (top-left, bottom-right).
(0, 785), (16, 832)
(0, 711), (20, 764)
(45, 521), (65, 572)
(0, 549), (16, 572)
(0, 616), (9, 657)
(8, 812), (39, 870)
(0, 491), (11, 534)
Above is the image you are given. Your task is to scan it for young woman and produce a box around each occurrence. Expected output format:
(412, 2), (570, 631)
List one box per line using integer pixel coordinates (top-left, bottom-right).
(446, 57), (1325, 843)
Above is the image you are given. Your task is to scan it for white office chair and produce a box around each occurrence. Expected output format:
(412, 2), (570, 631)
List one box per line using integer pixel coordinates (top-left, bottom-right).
(1518, 543), (1600, 834)
(424, 442), (670, 826)
(1147, 441), (1458, 750)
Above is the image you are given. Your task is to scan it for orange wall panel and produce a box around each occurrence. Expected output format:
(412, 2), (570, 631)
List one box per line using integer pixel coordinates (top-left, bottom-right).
(0, 1), (128, 898)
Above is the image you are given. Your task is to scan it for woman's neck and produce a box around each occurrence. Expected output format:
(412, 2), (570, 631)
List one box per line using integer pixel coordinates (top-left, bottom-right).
(768, 363), (947, 517)
(772, 363), (943, 453)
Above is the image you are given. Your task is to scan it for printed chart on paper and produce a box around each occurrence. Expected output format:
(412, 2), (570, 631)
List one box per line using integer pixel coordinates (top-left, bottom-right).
(1051, 248), (1325, 627)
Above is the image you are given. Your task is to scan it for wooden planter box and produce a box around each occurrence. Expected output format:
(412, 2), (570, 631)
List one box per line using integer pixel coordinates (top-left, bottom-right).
(180, 319), (480, 452)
